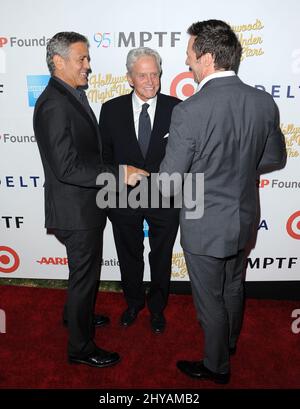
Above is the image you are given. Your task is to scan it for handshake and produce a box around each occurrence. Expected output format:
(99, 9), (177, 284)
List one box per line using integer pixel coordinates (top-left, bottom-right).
(124, 165), (149, 187)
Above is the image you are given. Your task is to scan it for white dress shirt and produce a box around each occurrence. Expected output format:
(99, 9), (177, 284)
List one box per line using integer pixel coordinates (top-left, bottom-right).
(197, 70), (236, 92)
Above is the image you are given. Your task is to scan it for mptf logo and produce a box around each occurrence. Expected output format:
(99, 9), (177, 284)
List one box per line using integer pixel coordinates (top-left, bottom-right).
(286, 211), (300, 240)
(0, 246), (20, 273)
(93, 31), (181, 48)
(170, 72), (197, 100)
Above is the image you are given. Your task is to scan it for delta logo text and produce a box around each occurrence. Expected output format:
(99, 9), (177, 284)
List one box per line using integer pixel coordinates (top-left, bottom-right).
(0, 36), (50, 48)
(0, 132), (36, 144)
(254, 84), (300, 99)
(0, 176), (41, 188)
(286, 211), (300, 240)
(0, 246), (20, 273)
(93, 32), (181, 48)
(258, 178), (300, 189)
(170, 72), (197, 100)
(27, 75), (50, 107)
(257, 219), (268, 230)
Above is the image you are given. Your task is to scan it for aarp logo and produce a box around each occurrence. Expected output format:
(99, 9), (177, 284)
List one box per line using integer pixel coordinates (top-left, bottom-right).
(286, 211), (300, 240)
(0, 246), (20, 273)
(257, 178), (270, 188)
(170, 72), (197, 100)
(0, 37), (8, 48)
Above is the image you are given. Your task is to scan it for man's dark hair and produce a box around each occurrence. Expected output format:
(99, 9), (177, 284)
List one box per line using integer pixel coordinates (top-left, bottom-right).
(46, 31), (89, 75)
(187, 20), (242, 73)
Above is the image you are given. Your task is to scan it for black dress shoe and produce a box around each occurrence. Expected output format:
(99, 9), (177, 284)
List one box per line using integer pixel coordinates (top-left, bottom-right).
(150, 313), (166, 334)
(177, 360), (230, 384)
(93, 314), (110, 327)
(69, 347), (120, 368)
(120, 307), (140, 327)
(63, 314), (110, 328)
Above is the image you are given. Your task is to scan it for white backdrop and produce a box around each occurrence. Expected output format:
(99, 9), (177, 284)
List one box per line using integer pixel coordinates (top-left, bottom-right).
(0, 0), (299, 281)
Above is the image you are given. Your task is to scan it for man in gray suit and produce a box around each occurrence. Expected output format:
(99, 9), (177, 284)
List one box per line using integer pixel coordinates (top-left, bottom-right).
(159, 20), (286, 384)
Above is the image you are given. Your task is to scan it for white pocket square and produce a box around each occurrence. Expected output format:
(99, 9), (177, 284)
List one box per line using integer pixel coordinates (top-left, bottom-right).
(163, 133), (169, 139)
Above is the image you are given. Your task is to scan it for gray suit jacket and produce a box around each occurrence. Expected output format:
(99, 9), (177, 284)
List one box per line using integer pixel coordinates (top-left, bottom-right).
(159, 75), (286, 258)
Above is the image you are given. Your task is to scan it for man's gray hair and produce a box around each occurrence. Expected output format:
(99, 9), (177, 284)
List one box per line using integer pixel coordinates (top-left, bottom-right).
(126, 47), (162, 74)
(46, 31), (89, 75)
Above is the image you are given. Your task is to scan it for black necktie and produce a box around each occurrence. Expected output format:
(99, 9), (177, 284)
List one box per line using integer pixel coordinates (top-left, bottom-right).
(138, 103), (151, 158)
(78, 89), (91, 113)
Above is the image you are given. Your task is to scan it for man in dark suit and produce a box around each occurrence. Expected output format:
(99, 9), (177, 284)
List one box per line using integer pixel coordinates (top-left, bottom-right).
(99, 47), (181, 333)
(33, 32), (147, 368)
(159, 20), (286, 383)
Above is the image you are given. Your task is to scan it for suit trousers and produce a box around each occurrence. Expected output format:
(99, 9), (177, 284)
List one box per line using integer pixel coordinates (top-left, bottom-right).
(109, 208), (179, 313)
(183, 250), (245, 374)
(54, 227), (104, 357)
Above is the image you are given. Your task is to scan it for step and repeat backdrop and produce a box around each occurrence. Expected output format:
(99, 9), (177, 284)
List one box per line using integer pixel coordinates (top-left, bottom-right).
(0, 0), (299, 281)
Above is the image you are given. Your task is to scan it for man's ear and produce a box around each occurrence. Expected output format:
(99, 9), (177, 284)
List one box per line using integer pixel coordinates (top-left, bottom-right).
(201, 53), (214, 67)
(53, 54), (65, 72)
(126, 72), (134, 87)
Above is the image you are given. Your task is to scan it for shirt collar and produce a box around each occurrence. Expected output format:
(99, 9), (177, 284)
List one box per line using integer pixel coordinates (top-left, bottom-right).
(197, 70), (236, 92)
(132, 91), (157, 111)
(53, 76), (82, 100)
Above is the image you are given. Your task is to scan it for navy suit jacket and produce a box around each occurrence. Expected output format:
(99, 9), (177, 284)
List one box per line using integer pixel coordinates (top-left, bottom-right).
(34, 78), (117, 229)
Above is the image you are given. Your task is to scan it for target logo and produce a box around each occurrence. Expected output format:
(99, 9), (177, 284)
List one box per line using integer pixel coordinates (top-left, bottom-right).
(170, 72), (197, 100)
(286, 211), (300, 240)
(0, 246), (20, 273)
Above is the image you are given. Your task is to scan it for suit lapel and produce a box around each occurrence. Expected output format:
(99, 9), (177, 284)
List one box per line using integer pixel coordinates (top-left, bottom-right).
(50, 78), (102, 155)
(50, 78), (98, 134)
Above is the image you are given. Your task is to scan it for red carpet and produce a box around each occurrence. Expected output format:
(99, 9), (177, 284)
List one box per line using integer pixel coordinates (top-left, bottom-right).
(0, 285), (300, 389)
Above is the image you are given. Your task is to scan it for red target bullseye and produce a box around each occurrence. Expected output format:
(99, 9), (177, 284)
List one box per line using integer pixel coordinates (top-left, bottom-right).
(170, 72), (197, 100)
(286, 211), (300, 240)
(0, 246), (20, 273)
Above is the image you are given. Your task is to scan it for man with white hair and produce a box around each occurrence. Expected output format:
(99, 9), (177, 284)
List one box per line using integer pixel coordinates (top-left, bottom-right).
(100, 47), (181, 334)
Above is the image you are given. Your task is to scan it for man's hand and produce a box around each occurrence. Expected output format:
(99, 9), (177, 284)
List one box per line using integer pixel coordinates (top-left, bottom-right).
(123, 165), (149, 187)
